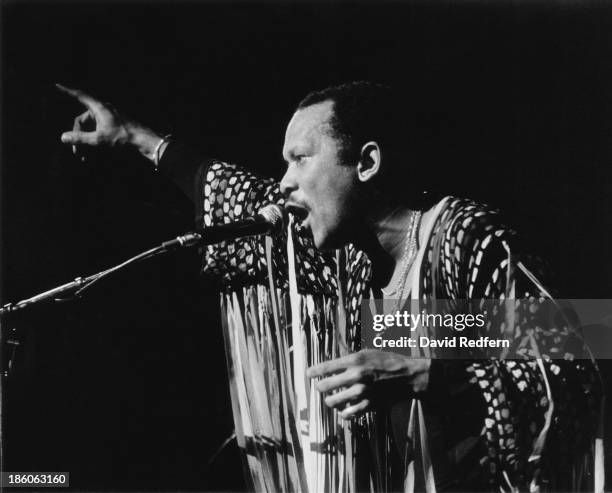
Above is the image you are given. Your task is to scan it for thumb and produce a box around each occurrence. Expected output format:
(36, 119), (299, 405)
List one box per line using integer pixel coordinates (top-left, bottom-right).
(61, 131), (99, 146)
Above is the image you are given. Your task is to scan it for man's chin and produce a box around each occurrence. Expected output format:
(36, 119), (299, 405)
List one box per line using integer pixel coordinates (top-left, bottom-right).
(311, 230), (329, 250)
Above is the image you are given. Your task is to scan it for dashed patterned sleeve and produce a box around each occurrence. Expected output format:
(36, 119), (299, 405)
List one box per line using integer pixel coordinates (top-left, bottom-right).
(159, 144), (337, 293)
(432, 199), (601, 489)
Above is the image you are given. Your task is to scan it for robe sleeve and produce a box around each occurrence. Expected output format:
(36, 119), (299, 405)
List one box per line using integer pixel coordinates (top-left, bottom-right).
(430, 199), (602, 490)
(158, 142), (338, 294)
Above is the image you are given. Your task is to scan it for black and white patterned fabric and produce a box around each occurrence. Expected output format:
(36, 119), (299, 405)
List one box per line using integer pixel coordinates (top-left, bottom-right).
(196, 160), (601, 491)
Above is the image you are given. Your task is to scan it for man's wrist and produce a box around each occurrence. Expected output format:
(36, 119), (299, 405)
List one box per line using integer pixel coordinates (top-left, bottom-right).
(152, 135), (173, 170)
(125, 123), (164, 163)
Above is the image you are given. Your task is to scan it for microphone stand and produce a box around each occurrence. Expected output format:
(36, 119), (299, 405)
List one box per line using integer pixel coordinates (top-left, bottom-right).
(0, 233), (201, 487)
(0, 225), (208, 316)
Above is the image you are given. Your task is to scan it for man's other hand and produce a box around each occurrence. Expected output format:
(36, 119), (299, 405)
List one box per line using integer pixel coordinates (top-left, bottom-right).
(307, 350), (431, 419)
(56, 84), (162, 162)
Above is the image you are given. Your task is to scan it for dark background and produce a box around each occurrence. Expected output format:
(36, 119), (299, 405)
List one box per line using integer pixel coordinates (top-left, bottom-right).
(2, 1), (611, 491)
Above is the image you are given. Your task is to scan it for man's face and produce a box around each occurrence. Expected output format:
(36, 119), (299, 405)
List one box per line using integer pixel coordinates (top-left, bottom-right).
(280, 100), (361, 249)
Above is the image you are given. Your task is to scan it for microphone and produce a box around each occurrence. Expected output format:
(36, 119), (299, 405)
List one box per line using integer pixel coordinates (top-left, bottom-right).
(161, 204), (286, 250)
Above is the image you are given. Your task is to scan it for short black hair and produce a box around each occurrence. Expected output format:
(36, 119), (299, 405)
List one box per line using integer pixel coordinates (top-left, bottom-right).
(297, 81), (401, 165)
(296, 81), (434, 207)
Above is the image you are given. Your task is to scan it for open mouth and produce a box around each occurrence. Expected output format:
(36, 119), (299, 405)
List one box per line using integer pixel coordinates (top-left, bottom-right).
(285, 203), (309, 224)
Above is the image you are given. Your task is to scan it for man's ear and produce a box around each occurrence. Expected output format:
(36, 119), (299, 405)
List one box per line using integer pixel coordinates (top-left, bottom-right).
(356, 141), (382, 183)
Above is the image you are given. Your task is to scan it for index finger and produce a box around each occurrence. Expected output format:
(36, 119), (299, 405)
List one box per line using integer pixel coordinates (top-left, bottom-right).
(55, 83), (104, 112)
(307, 353), (358, 378)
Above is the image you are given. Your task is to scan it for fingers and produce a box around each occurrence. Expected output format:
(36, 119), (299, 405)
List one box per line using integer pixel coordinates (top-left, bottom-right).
(73, 110), (94, 131)
(56, 83), (104, 112)
(307, 353), (361, 378)
(315, 367), (368, 393)
(60, 131), (100, 146)
(68, 111), (94, 156)
(319, 382), (371, 420)
(340, 399), (371, 420)
(323, 383), (368, 409)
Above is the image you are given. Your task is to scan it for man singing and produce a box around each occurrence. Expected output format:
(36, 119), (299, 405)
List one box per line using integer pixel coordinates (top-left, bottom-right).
(58, 81), (602, 492)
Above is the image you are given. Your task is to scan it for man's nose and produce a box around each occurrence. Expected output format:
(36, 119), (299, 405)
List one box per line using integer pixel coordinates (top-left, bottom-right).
(279, 166), (297, 198)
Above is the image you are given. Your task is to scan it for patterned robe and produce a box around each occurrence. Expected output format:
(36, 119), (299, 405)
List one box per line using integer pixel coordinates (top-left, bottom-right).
(161, 147), (603, 492)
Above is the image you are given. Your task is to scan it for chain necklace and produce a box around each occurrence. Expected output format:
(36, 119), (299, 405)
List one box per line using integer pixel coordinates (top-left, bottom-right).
(381, 210), (422, 302)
